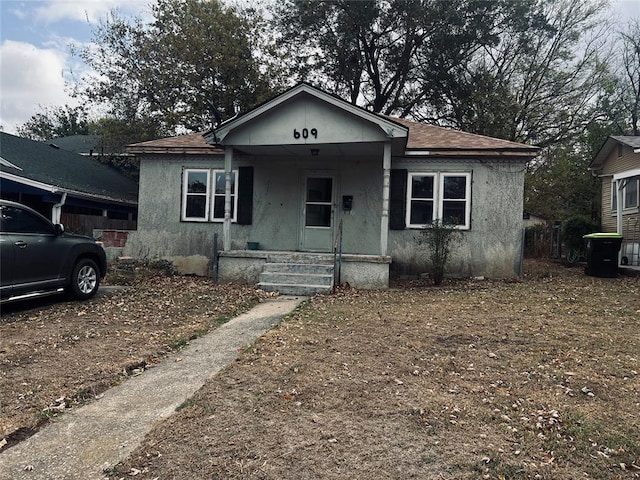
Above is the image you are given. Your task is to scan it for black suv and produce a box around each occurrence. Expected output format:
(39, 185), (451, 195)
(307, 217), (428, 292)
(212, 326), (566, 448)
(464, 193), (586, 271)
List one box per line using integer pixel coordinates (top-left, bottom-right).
(0, 200), (107, 303)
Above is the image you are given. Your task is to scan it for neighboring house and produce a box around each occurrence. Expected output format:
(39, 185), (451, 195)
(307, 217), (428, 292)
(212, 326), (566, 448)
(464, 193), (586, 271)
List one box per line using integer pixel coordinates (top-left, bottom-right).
(589, 135), (640, 265)
(47, 135), (103, 156)
(125, 83), (538, 290)
(0, 132), (138, 236)
(523, 211), (548, 228)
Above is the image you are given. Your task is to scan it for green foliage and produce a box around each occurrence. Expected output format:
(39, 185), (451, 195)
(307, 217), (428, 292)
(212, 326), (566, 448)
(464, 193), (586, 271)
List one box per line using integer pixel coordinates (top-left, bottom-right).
(418, 220), (461, 286)
(16, 105), (89, 141)
(525, 141), (601, 223)
(74, 0), (273, 134)
(562, 214), (599, 252)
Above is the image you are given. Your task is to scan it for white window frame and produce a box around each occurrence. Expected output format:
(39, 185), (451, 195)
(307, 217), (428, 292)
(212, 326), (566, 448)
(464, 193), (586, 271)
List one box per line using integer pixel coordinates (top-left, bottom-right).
(211, 169), (238, 222)
(181, 168), (238, 222)
(182, 169), (210, 221)
(612, 177), (639, 213)
(406, 172), (471, 230)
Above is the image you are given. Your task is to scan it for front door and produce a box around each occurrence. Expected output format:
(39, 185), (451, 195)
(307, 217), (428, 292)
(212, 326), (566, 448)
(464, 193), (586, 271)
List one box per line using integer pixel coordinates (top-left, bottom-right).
(301, 175), (335, 252)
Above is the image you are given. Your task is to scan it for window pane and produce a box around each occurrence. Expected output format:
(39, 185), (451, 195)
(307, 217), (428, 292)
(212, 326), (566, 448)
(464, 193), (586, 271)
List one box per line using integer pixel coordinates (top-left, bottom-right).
(306, 204), (331, 227)
(612, 183), (618, 211)
(213, 196), (235, 219)
(307, 178), (332, 202)
(411, 175), (433, 199)
(410, 200), (433, 225)
(443, 201), (466, 225)
(186, 196), (206, 218)
(214, 172), (236, 195)
(187, 171), (208, 194)
(624, 179), (638, 208)
(443, 176), (466, 199)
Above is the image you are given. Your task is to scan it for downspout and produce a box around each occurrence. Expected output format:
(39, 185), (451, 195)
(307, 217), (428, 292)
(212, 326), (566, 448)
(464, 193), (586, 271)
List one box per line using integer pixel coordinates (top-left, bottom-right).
(52, 192), (67, 225)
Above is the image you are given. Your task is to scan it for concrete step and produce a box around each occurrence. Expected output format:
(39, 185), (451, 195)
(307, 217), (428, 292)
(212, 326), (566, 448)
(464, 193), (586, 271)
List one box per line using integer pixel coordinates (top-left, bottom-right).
(262, 263), (334, 275)
(257, 260), (335, 296)
(260, 271), (333, 286)
(258, 282), (332, 296)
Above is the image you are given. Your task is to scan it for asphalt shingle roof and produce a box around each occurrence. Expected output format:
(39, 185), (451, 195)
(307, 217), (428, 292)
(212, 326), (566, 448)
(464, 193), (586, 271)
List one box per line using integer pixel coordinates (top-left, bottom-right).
(0, 132), (138, 204)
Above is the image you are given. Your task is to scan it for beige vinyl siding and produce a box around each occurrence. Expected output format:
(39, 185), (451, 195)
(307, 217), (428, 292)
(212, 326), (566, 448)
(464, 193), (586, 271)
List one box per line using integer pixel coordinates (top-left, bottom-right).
(599, 144), (640, 236)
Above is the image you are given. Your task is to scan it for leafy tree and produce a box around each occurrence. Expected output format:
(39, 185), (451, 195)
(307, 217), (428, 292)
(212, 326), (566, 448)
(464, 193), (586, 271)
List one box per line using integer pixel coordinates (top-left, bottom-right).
(271, 0), (541, 116)
(16, 105), (89, 141)
(74, 0), (273, 134)
(87, 116), (162, 180)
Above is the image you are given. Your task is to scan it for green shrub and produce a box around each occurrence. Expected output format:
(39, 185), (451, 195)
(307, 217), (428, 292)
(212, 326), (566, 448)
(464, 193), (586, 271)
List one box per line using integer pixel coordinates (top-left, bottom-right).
(562, 215), (599, 252)
(418, 220), (461, 285)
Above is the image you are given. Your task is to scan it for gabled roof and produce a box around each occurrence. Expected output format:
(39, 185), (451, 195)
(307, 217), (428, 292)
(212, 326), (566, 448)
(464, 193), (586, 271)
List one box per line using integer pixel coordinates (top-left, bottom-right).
(0, 132), (138, 205)
(127, 83), (537, 159)
(205, 83), (409, 145)
(590, 135), (640, 170)
(127, 133), (223, 155)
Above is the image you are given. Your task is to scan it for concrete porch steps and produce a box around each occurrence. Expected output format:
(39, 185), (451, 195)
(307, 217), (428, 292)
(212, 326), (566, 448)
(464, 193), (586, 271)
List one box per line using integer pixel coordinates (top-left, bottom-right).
(258, 262), (334, 296)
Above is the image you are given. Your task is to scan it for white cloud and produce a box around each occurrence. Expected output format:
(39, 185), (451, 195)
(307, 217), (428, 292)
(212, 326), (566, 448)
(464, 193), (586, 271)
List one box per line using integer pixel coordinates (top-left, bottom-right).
(0, 40), (79, 134)
(32, 0), (153, 24)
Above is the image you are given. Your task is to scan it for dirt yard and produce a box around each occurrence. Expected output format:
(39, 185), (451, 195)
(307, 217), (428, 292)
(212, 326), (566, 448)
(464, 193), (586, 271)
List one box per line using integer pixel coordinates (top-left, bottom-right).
(2, 260), (639, 479)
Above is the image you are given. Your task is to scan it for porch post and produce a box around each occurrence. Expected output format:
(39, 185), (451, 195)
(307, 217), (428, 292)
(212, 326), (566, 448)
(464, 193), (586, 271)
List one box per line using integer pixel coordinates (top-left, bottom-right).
(223, 146), (233, 251)
(616, 179), (624, 236)
(380, 141), (391, 256)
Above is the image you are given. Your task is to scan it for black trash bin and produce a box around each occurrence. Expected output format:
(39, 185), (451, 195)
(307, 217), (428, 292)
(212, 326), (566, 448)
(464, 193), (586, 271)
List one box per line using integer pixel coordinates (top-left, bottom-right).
(583, 233), (623, 278)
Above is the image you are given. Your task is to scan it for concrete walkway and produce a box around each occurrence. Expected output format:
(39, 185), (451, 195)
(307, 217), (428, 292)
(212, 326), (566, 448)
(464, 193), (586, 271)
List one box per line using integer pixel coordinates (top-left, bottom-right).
(0, 296), (305, 480)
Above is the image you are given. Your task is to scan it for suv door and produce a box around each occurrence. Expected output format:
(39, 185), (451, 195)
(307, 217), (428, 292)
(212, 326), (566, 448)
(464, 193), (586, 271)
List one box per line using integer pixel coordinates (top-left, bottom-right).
(0, 223), (15, 299)
(0, 204), (67, 293)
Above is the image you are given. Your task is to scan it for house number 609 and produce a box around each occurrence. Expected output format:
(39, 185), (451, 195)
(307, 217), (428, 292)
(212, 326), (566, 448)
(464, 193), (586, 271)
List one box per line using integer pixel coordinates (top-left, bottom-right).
(293, 128), (318, 139)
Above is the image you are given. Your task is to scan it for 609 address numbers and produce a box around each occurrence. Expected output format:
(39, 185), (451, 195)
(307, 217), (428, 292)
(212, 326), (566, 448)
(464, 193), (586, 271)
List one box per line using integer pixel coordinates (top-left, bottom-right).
(293, 128), (318, 139)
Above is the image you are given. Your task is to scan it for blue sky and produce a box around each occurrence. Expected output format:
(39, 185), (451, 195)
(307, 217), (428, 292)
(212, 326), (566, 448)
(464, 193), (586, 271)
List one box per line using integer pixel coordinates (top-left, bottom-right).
(1, 0), (640, 135)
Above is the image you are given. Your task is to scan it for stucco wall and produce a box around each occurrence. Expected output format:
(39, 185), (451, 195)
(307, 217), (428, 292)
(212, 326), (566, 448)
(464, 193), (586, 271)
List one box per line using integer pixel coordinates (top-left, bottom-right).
(127, 154), (525, 280)
(388, 158), (525, 278)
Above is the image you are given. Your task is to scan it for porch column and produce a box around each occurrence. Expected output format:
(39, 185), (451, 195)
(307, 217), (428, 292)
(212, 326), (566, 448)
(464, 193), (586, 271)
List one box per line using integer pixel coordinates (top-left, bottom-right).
(616, 179), (624, 236)
(380, 141), (391, 256)
(223, 146), (233, 251)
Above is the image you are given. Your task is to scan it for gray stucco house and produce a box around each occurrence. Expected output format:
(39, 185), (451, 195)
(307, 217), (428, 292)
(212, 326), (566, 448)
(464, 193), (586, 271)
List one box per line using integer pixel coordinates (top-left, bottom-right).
(125, 83), (538, 292)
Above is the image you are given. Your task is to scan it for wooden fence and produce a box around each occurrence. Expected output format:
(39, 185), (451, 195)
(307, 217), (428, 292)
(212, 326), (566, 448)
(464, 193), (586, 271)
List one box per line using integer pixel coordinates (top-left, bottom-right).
(60, 213), (137, 237)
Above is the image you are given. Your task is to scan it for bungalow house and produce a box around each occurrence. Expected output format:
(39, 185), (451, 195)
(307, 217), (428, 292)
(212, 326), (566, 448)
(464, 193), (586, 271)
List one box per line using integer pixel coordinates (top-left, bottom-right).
(589, 135), (640, 266)
(124, 83), (538, 292)
(0, 132), (138, 236)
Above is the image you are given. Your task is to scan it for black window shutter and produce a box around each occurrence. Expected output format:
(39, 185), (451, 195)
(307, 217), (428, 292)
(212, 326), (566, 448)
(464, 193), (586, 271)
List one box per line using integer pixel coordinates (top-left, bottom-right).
(389, 169), (407, 230)
(237, 166), (253, 225)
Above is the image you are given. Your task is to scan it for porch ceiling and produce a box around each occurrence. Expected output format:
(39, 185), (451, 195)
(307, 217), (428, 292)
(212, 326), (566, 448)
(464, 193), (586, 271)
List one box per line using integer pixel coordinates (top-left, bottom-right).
(232, 141), (386, 158)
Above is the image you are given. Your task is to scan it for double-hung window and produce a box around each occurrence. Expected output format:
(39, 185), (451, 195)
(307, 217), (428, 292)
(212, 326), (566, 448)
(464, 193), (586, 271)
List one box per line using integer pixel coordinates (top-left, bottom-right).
(406, 172), (471, 229)
(182, 169), (238, 222)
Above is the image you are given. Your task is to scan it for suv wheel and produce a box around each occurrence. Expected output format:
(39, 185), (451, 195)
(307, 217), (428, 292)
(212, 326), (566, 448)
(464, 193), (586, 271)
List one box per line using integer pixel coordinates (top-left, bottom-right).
(69, 259), (100, 300)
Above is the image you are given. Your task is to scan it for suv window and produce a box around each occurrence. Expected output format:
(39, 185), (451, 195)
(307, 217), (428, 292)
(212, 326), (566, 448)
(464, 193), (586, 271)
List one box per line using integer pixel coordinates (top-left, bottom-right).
(0, 205), (55, 234)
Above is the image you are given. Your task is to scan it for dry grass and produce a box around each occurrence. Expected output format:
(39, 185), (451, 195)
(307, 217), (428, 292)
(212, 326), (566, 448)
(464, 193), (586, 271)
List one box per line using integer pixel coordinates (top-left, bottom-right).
(2, 259), (638, 479)
(114, 260), (640, 479)
(0, 263), (264, 449)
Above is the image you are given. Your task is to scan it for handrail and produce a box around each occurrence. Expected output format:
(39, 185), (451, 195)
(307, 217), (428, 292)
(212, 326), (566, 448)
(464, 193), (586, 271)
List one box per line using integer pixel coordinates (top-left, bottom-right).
(332, 218), (344, 293)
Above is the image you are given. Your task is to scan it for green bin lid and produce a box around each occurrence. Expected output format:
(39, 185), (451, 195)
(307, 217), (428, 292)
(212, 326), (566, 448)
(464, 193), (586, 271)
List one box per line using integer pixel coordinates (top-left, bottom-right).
(583, 232), (623, 239)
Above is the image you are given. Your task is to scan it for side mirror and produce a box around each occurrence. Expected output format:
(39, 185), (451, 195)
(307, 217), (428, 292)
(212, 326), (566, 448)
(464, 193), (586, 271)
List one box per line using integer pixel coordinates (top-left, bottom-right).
(54, 224), (65, 235)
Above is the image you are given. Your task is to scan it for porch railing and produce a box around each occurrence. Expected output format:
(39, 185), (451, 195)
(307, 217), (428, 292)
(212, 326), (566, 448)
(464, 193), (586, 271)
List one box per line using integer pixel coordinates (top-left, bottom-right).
(333, 218), (343, 292)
